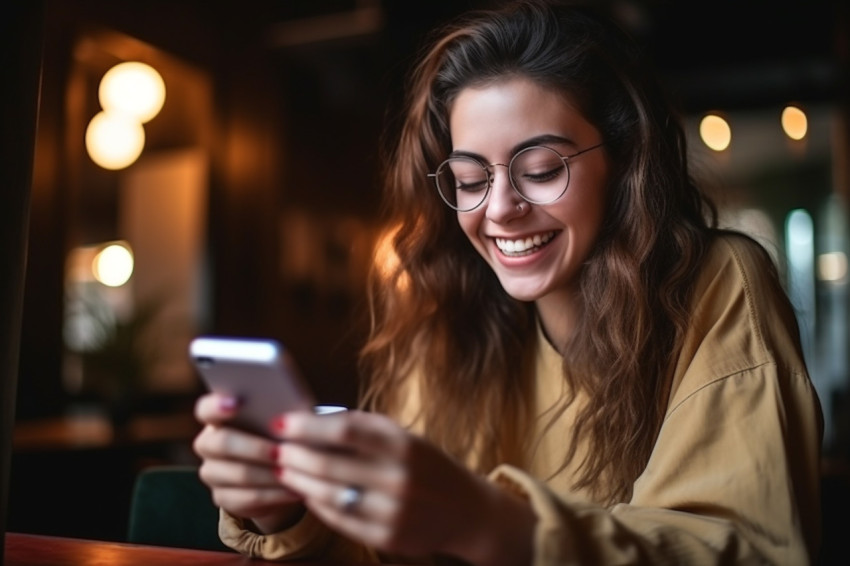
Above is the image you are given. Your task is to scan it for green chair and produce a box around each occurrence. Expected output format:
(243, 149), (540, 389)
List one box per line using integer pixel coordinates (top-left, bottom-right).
(127, 464), (231, 552)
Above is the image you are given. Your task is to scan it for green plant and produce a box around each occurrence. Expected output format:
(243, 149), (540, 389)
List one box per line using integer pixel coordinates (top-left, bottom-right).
(65, 283), (166, 413)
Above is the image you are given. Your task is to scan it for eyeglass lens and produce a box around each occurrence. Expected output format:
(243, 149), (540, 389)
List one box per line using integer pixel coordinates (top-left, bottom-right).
(434, 146), (570, 211)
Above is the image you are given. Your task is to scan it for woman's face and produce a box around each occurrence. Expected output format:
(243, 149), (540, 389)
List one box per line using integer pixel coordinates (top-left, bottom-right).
(449, 77), (609, 308)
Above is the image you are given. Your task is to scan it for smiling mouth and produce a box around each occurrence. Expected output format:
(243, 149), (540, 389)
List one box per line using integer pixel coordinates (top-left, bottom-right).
(494, 231), (558, 257)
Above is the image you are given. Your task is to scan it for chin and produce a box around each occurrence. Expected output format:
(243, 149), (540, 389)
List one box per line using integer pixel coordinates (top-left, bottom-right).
(497, 280), (547, 303)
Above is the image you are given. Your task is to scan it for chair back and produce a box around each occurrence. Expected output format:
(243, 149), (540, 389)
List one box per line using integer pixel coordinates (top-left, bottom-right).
(127, 464), (231, 552)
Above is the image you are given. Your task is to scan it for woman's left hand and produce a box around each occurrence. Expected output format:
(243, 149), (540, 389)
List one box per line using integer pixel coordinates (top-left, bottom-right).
(271, 410), (535, 564)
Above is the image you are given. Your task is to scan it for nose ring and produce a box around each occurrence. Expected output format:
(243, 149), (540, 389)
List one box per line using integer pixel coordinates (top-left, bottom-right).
(516, 202), (526, 212)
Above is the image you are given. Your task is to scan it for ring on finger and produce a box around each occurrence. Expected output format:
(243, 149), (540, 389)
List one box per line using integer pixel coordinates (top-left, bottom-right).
(336, 485), (363, 513)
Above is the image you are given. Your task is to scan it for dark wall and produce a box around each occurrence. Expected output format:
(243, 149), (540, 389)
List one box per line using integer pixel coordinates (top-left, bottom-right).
(15, 0), (499, 422)
(2, 0), (44, 549)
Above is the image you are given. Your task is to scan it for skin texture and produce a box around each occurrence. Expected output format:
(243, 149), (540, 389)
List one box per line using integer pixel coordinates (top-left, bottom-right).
(193, 395), (536, 564)
(451, 78), (608, 349)
(193, 77), (610, 564)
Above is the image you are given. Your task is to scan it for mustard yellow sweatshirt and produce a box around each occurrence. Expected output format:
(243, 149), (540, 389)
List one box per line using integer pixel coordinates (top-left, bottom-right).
(220, 234), (823, 565)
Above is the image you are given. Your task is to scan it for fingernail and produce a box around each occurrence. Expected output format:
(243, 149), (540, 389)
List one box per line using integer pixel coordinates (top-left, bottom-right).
(270, 415), (286, 434)
(275, 465), (284, 479)
(219, 396), (238, 412)
(269, 444), (279, 462)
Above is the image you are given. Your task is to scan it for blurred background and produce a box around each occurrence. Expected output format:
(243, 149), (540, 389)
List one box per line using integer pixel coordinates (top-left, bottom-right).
(5, 0), (850, 561)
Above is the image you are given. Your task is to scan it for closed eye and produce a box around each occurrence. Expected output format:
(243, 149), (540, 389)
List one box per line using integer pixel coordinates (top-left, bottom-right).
(456, 179), (489, 193)
(521, 166), (564, 183)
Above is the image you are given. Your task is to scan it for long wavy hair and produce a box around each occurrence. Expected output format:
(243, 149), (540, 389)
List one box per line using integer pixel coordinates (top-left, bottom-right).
(359, 0), (716, 504)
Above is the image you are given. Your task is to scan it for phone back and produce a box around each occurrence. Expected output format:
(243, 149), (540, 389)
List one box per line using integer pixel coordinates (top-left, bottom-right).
(190, 337), (315, 437)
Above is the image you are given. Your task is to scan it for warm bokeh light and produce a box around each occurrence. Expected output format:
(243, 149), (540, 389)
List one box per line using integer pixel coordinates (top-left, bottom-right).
(98, 61), (166, 123)
(781, 105), (808, 141)
(818, 251), (847, 282)
(92, 242), (134, 287)
(85, 110), (146, 170)
(373, 226), (400, 277)
(699, 114), (732, 151)
(373, 224), (409, 291)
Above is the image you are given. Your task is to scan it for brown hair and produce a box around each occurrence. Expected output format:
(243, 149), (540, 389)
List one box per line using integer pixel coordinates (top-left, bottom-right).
(360, 0), (716, 503)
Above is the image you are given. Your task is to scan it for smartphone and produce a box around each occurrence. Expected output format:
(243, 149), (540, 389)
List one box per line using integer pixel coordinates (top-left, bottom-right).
(189, 336), (316, 437)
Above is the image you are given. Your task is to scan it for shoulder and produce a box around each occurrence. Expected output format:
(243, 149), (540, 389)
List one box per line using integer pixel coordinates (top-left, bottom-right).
(693, 231), (800, 351)
(697, 231), (782, 298)
(667, 231), (808, 406)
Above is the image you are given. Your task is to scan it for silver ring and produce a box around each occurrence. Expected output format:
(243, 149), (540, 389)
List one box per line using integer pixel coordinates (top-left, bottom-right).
(337, 485), (363, 513)
(516, 202), (526, 212)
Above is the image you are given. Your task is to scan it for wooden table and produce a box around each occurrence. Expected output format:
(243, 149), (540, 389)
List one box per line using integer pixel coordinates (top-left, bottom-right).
(4, 532), (372, 565)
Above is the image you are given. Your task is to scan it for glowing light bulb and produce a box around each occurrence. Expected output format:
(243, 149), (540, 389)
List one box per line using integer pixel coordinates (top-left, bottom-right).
(85, 110), (145, 170)
(699, 114), (732, 151)
(92, 242), (134, 287)
(781, 105), (808, 141)
(98, 61), (166, 123)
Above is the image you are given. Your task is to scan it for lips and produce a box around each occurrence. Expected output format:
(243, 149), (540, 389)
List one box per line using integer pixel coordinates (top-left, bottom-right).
(494, 230), (558, 256)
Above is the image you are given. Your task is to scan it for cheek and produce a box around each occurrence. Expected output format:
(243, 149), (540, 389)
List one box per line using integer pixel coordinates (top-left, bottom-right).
(456, 213), (486, 251)
(456, 213), (475, 240)
(577, 194), (606, 228)
(553, 189), (607, 254)
(582, 203), (607, 255)
(563, 180), (607, 230)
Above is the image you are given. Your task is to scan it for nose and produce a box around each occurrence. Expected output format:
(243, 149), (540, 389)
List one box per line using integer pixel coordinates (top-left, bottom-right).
(484, 164), (525, 221)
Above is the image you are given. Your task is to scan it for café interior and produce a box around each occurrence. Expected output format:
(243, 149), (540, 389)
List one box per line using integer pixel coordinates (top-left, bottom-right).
(3, 0), (850, 564)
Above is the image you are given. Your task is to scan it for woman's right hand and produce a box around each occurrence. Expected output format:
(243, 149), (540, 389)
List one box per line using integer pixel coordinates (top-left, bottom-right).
(192, 392), (305, 533)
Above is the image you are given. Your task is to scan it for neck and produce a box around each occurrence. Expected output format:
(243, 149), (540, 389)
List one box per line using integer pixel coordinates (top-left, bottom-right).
(534, 288), (577, 355)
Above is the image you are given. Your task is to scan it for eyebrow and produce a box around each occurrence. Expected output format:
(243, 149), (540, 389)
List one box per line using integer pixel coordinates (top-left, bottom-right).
(449, 134), (574, 161)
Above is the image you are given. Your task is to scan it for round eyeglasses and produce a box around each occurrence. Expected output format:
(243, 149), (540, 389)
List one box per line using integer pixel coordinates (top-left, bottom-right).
(428, 143), (604, 212)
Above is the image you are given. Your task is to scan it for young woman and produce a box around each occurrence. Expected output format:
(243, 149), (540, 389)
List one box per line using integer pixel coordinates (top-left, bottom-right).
(193, 1), (823, 564)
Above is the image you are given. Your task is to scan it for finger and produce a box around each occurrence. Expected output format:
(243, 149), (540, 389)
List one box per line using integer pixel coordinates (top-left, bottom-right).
(195, 392), (240, 425)
(278, 441), (402, 492)
(279, 465), (377, 515)
(306, 489), (399, 552)
(194, 424), (279, 465)
(211, 485), (302, 518)
(280, 464), (400, 526)
(277, 411), (406, 459)
(199, 456), (281, 488)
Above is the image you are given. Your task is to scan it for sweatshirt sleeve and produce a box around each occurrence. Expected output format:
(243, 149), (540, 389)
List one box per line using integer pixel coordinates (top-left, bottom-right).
(489, 361), (821, 565)
(488, 235), (823, 566)
(218, 507), (380, 562)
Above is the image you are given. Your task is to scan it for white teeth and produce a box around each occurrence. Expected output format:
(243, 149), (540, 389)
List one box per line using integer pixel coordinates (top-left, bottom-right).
(495, 231), (557, 256)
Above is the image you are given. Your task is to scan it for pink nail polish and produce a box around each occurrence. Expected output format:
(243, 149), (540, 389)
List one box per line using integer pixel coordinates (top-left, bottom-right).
(269, 445), (279, 462)
(270, 415), (286, 434)
(219, 396), (238, 412)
